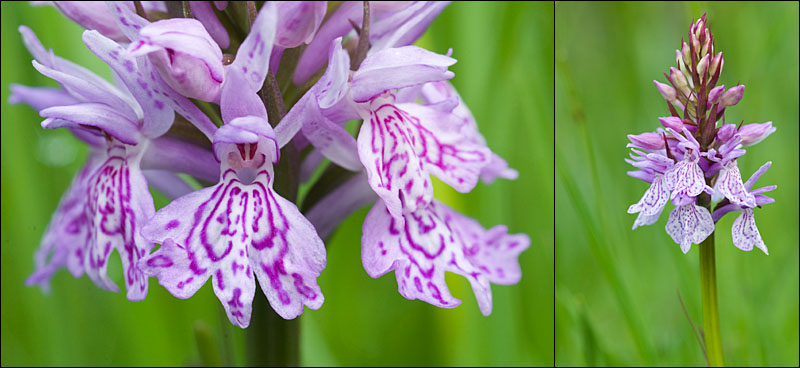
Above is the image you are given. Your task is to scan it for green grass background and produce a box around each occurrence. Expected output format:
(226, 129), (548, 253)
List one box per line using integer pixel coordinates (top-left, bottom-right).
(555, 1), (798, 366)
(1, 1), (553, 366)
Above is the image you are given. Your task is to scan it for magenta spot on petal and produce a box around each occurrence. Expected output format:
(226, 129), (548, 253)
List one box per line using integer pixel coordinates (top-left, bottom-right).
(215, 269), (225, 290)
(292, 273), (317, 300)
(154, 100), (164, 110)
(166, 220), (180, 230)
(428, 282), (446, 304)
(227, 287), (243, 308)
(146, 254), (173, 268)
(124, 60), (135, 73)
(414, 277), (423, 293)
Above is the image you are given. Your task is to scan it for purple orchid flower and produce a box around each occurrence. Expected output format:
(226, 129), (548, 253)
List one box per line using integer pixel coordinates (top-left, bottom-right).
(13, 5), (221, 299)
(362, 199), (529, 315)
(712, 162), (776, 255)
(139, 67), (326, 327)
(136, 5), (326, 325)
(628, 14), (776, 255)
(279, 38), (491, 220)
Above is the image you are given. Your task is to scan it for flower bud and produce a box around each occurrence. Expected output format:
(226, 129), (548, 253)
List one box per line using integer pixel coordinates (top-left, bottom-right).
(738, 121), (776, 146)
(654, 80), (677, 102)
(708, 52), (723, 78)
(697, 53), (709, 80)
(681, 42), (691, 67)
(720, 85), (744, 108)
(627, 132), (665, 150)
(691, 33), (700, 60)
(700, 29), (710, 57)
(669, 67), (689, 95)
(127, 19), (224, 102)
(716, 123), (737, 142)
(707, 85), (725, 106)
(274, 1), (327, 48)
(658, 117), (684, 131)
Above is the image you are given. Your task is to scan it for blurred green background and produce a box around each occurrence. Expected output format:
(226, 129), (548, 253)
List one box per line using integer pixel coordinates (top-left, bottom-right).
(555, 1), (798, 366)
(1, 1), (553, 366)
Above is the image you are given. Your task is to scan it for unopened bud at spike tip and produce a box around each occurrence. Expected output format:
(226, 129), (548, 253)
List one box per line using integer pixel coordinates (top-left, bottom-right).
(720, 85), (744, 108)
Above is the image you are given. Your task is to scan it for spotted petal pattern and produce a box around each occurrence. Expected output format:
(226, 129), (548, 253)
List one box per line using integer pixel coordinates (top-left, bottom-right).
(628, 174), (669, 218)
(731, 208), (768, 255)
(716, 160), (756, 208)
(358, 94), (490, 219)
(85, 142), (155, 300)
(141, 124), (325, 326)
(665, 203), (714, 254)
(665, 154), (705, 201)
(362, 200), (528, 316)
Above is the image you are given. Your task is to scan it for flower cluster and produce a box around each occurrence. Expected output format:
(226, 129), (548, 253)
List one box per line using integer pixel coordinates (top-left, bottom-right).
(11, 1), (529, 327)
(626, 14), (776, 255)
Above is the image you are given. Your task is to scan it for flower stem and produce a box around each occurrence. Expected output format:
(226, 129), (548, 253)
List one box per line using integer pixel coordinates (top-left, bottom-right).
(699, 231), (724, 366)
(244, 292), (300, 366)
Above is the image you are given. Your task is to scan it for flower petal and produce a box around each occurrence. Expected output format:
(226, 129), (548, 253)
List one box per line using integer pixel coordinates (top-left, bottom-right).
(437, 201), (529, 286)
(397, 102), (491, 192)
(8, 85), (79, 112)
(665, 204), (714, 254)
(368, 1), (450, 52)
(665, 156), (705, 201)
(128, 18), (224, 101)
(85, 142), (155, 300)
(220, 67), (268, 124)
(716, 161), (756, 208)
(105, 0), (149, 41)
(40, 102), (141, 145)
(731, 208), (768, 255)
(363, 200), (526, 316)
(357, 98), (433, 219)
(350, 46), (456, 103)
(230, 2), (277, 92)
(84, 29), (218, 140)
(628, 174), (669, 216)
(274, 1), (327, 48)
(190, 1), (230, 49)
(31, 59), (139, 120)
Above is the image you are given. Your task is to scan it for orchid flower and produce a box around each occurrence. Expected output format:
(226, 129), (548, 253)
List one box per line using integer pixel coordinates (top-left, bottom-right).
(627, 14), (776, 255)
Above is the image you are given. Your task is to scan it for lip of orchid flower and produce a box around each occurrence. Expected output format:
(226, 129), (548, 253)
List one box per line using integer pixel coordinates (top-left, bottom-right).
(665, 202), (715, 254)
(362, 199), (529, 316)
(139, 68), (326, 325)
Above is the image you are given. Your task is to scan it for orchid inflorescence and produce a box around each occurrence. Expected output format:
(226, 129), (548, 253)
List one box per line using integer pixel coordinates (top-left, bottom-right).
(10, 1), (530, 328)
(626, 14), (776, 255)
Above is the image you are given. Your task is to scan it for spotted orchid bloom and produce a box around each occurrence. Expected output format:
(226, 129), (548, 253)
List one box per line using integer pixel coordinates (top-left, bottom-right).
(626, 14), (776, 255)
(11, 22), (218, 299)
(280, 37), (491, 220)
(137, 5), (325, 326)
(138, 103), (326, 326)
(711, 162), (776, 255)
(278, 26), (528, 314)
(13, 1), (528, 324)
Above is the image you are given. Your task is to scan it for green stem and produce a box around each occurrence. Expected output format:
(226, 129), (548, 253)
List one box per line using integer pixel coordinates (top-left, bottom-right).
(699, 231), (724, 366)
